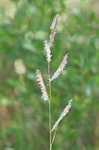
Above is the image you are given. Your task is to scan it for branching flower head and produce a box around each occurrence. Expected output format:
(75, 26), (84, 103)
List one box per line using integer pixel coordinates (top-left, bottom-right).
(36, 15), (73, 150)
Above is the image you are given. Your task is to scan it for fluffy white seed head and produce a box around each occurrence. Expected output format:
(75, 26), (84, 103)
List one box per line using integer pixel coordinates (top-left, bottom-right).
(44, 40), (51, 63)
(51, 99), (72, 132)
(36, 69), (49, 101)
(50, 54), (68, 82)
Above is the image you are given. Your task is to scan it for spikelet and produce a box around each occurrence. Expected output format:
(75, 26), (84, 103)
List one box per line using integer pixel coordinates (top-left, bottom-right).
(50, 54), (68, 82)
(49, 15), (59, 48)
(51, 99), (72, 132)
(50, 14), (59, 31)
(44, 40), (51, 63)
(36, 69), (49, 101)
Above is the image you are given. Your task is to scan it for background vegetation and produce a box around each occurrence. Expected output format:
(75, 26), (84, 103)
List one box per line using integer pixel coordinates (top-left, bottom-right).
(0, 0), (99, 149)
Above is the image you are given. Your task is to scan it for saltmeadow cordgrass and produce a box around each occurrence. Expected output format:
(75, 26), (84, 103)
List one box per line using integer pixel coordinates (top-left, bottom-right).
(36, 15), (72, 150)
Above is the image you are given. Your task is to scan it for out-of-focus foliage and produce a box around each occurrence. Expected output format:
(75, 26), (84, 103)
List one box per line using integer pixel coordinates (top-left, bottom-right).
(0, 0), (99, 150)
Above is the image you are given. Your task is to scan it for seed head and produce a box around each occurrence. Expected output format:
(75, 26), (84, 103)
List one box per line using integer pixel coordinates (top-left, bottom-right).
(36, 69), (49, 101)
(49, 15), (59, 48)
(44, 40), (51, 63)
(50, 54), (68, 82)
(51, 99), (72, 132)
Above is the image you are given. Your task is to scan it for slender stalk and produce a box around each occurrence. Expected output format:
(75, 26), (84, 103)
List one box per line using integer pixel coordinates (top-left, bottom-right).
(48, 63), (52, 150)
(51, 129), (57, 146)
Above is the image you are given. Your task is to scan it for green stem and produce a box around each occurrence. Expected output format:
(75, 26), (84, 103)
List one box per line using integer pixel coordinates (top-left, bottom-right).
(48, 63), (52, 150)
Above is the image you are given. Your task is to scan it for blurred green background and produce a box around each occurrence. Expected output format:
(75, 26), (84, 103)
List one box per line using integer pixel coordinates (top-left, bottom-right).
(0, 0), (99, 150)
